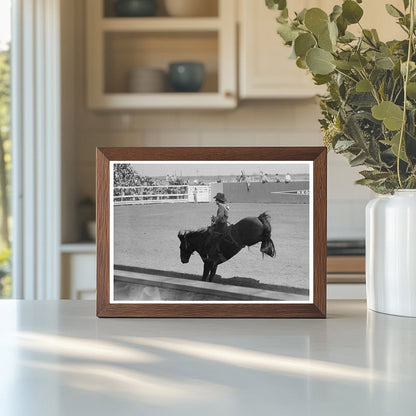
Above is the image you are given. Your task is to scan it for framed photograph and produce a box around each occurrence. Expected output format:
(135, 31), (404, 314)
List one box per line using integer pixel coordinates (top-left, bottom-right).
(96, 147), (327, 318)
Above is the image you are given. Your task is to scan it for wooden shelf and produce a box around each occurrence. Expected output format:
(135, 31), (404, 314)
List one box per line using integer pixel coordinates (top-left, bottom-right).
(86, 0), (237, 109)
(89, 92), (235, 110)
(327, 256), (365, 274)
(327, 256), (365, 284)
(61, 242), (96, 253)
(101, 17), (221, 32)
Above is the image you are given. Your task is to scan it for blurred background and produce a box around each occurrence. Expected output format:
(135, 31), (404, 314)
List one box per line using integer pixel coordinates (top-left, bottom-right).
(1, 0), (403, 300)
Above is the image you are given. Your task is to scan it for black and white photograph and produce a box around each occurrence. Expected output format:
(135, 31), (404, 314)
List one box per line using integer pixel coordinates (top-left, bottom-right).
(110, 161), (313, 304)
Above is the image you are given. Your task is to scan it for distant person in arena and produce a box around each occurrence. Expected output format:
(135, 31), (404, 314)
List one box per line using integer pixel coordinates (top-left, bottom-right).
(208, 192), (230, 258)
(239, 170), (250, 192)
(285, 173), (291, 183)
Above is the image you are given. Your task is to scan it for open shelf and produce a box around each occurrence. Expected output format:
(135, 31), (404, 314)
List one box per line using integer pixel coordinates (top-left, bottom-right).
(103, 0), (219, 18)
(104, 31), (218, 94)
(61, 242), (96, 254)
(102, 17), (220, 31)
(91, 92), (235, 109)
(87, 0), (236, 109)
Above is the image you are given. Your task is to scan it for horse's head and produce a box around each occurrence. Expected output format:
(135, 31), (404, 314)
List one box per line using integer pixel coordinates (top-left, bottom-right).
(178, 231), (193, 264)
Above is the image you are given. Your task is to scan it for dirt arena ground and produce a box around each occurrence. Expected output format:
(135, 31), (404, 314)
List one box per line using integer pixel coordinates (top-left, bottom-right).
(113, 202), (310, 291)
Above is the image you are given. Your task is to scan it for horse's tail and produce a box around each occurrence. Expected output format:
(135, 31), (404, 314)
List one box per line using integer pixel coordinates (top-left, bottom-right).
(258, 212), (276, 258)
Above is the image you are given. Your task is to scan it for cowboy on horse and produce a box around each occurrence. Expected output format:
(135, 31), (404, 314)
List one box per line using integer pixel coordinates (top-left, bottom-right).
(178, 202), (276, 282)
(207, 192), (231, 260)
(211, 192), (229, 231)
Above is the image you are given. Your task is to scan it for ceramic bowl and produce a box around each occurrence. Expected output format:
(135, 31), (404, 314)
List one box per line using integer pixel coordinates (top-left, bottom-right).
(114, 0), (158, 17)
(128, 68), (167, 93)
(168, 62), (205, 92)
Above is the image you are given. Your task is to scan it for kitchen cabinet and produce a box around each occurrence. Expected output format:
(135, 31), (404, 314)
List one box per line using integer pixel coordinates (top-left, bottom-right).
(239, 0), (325, 99)
(86, 0), (237, 109)
(61, 245), (96, 300)
(60, 248), (365, 300)
(238, 0), (404, 99)
(327, 256), (366, 299)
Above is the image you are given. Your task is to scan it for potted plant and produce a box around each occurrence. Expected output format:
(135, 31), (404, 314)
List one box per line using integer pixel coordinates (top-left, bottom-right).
(266, 0), (416, 316)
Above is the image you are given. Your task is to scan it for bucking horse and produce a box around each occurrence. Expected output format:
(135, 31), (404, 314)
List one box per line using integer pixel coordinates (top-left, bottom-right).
(178, 212), (276, 282)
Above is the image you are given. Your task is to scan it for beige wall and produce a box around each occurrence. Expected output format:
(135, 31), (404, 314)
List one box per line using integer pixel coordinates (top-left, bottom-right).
(61, 0), (373, 243)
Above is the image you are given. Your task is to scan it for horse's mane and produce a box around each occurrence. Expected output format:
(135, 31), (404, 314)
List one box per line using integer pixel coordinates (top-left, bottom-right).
(183, 227), (209, 237)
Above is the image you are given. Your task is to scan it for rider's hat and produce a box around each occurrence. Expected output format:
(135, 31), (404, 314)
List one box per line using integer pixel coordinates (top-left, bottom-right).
(214, 192), (227, 203)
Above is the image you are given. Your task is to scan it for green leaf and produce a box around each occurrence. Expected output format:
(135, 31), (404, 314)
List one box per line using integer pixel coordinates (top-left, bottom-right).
(318, 27), (334, 52)
(348, 92), (377, 107)
(363, 29), (376, 46)
(296, 8), (307, 23)
(304, 8), (329, 35)
(372, 101), (404, 131)
(375, 55), (395, 70)
(399, 14), (411, 29)
(328, 21), (338, 44)
(333, 60), (353, 70)
(403, 0), (410, 10)
(339, 31), (356, 43)
(334, 139), (355, 152)
(378, 78), (386, 100)
(350, 54), (368, 70)
(336, 15), (348, 36)
(344, 114), (367, 147)
(393, 60), (402, 79)
(306, 48), (335, 75)
(266, 0), (287, 11)
(356, 79), (372, 92)
(296, 57), (308, 69)
(407, 82), (416, 99)
(342, 0), (364, 24)
(385, 4), (404, 18)
(276, 14), (287, 24)
(313, 74), (332, 85)
(289, 44), (297, 59)
(384, 132), (409, 162)
(355, 178), (377, 186)
(294, 33), (316, 58)
(350, 152), (367, 167)
(277, 23), (298, 43)
(369, 136), (382, 163)
(360, 170), (391, 181)
(330, 5), (342, 22)
(371, 29), (380, 42)
(401, 61), (416, 76)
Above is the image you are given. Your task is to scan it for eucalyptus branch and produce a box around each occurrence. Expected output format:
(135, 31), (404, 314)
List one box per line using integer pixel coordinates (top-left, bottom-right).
(393, 85), (404, 104)
(397, 0), (415, 188)
(334, 68), (359, 84)
(390, 79), (398, 101)
(267, 0), (416, 192)
(358, 69), (381, 104)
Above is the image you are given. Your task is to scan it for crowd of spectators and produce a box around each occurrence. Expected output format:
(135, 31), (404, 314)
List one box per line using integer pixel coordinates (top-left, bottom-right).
(113, 164), (188, 202)
(236, 171), (291, 184)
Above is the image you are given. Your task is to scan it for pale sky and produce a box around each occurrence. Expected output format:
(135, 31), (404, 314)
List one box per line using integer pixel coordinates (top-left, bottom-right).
(0, 0), (11, 49)
(127, 162), (310, 177)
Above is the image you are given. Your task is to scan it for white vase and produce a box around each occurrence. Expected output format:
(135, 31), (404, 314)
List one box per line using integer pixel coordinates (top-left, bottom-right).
(366, 190), (416, 317)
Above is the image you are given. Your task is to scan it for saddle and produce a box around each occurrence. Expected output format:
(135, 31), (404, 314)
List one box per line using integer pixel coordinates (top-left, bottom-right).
(206, 224), (244, 262)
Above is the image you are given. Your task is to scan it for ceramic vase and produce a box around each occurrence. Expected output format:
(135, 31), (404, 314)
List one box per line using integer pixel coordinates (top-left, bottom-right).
(114, 0), (157, 17)
(366, 190), (416, 317)
(168, 62), (205, 92)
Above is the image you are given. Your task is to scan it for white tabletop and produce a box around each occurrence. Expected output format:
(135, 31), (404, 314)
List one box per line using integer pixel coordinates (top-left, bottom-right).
(0, 300), (415, 416)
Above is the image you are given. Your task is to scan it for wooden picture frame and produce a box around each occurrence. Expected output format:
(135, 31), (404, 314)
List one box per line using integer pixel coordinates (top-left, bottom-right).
(96, 147), (327, 318)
